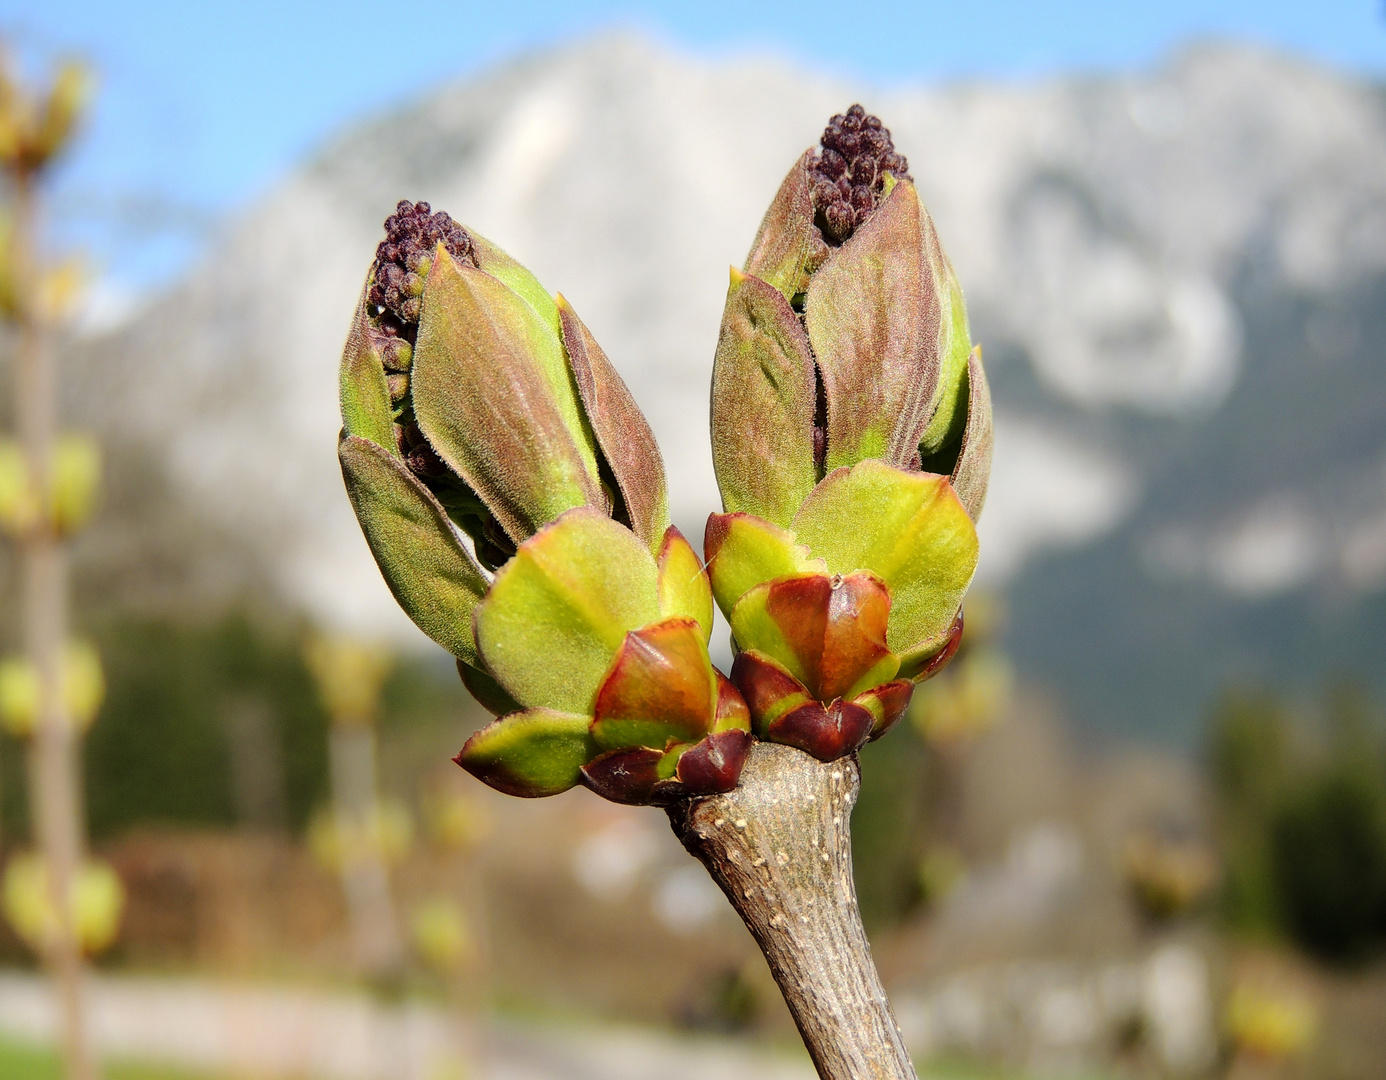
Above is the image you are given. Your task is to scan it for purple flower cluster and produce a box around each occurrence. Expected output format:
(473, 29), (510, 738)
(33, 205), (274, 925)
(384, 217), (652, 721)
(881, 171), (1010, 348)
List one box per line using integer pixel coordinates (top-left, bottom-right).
(368, 200), (474, 325)
(809, 105), (911, 244)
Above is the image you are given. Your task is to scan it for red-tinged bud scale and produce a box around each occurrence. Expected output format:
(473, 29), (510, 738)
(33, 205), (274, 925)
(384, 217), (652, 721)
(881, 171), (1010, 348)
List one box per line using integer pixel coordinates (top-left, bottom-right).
(916, 610), (965, 683)
(672, 729), (753, 794)
(769, 698), (875, 762)
(579, 728), (753, 805)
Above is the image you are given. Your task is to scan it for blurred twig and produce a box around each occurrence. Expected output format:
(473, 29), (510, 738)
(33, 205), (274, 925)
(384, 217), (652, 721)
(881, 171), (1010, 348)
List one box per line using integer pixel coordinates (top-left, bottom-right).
(0, 43), (101, 1080)
(306, 633), (407, 980)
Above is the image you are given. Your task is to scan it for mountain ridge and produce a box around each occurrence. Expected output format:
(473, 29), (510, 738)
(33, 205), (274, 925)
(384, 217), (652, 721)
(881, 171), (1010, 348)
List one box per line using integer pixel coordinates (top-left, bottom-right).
(54, 32), (1386, 743)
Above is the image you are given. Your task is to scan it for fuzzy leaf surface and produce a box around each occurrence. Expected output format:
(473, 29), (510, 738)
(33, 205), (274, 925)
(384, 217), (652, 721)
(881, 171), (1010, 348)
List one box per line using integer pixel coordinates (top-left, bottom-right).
(743, 151), (820, 300)
(475, 508), (659, 715)
(917, 263), (973, 457)
(710, 270), (818, 526)
(792, 459), (978, 660)
(412, 253), (601, 540)
(949, 347), (992, 522)
(559, 296), (670, 550)
(806, 182), (940, 471)
(339, 282), (396, 451)
(339, 435), (487, 665)
(455, 708), (593, 797)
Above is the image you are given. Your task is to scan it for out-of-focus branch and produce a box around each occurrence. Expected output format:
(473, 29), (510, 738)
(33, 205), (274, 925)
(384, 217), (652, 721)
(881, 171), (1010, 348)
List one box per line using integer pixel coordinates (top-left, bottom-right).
(0, 48), (102, 1080)
(306, 635), (407, 980)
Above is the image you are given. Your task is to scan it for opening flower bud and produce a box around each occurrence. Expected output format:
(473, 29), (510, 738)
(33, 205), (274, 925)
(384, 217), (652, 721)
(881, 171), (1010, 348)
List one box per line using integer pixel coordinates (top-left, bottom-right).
(339, 205), (743, 805)
(706, 107), (994, 761)
(717, 105), (992, 526)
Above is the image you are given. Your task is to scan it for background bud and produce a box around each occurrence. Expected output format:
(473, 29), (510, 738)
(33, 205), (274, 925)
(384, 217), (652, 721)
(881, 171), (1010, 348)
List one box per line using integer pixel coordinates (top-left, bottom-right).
(50, 434), (101, 536)
(2, 854), (125, 956)
(63, 640), (105, 730)
(0, 440), (38, 534)
(0, 656), (40, 737)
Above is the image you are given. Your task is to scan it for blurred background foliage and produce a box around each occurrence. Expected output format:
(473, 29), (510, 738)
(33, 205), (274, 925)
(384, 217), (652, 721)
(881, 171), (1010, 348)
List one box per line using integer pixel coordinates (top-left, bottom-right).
(1209, 683), (1386, 962)
(0, 612), (471, 843)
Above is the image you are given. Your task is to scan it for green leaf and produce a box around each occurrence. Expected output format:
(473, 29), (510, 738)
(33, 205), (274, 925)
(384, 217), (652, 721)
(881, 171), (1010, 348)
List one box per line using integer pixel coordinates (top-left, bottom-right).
(559, 296), (671, 551)
(470, 231), (562, 338)
(455, 708), (594, 798)
(791, 459), (978, 658)
(917, 260), (972, 457)
(656, 526), (713, 645)
(339, 282), (396, 451)
(339, 435), (488, 665)
(704, 512), (824, 619)
(805, 181), (937, 471)
(710, 270), (819, 526)
(743, 151), (820, 303)
(474, 508), (660, 714)
(412, 252), (602, 541)
(458, 660), (522, 717)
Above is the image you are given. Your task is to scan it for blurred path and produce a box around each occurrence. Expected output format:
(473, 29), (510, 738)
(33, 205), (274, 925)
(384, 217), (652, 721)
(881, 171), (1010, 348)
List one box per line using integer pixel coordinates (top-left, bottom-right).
(0, 970), (814, 1080)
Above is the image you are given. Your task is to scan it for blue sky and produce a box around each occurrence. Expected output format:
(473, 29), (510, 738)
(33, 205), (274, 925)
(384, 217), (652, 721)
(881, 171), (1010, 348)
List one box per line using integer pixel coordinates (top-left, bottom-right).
(3, 0), (1385, 300)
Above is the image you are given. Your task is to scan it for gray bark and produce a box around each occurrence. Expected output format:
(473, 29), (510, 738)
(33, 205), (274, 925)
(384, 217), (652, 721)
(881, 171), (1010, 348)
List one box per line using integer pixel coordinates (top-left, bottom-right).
(667, 741), (917, 1080)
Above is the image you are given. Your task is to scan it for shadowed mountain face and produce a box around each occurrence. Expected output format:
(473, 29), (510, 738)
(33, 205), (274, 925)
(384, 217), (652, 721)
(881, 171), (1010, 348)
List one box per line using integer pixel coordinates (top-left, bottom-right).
(62, 34), (1386, 744)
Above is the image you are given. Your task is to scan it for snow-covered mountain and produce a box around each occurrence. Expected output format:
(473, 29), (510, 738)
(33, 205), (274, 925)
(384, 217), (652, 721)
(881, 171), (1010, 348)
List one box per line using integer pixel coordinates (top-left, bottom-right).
(66, 33), (1386, 741)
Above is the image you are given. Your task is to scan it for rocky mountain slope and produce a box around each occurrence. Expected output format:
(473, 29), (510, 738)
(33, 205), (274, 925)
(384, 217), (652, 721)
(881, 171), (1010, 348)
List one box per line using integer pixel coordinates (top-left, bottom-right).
(63, 34), (1386, 742)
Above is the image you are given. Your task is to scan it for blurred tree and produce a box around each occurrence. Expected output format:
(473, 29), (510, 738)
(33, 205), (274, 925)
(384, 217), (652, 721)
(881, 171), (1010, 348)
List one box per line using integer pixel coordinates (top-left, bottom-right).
(1271, 761), (1386, 961)
(853, 720), (930, 929)
(306, 633), (406, 981)
(5, 614), (472, 843)
(83, 614), (329, 838)
(1208, 682), (1386, 963)
(1207, 688), (1291, 935)
(853, 595), (1013, 929)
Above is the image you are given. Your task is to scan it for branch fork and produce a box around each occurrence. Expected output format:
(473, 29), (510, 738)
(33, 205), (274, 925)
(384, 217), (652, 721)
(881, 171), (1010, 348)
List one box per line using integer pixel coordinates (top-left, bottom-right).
(668, 741), (918, 1080)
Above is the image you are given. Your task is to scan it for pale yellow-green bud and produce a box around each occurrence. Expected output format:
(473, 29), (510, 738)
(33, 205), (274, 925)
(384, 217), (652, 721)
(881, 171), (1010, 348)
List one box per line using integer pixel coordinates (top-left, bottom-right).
(38, 258), (86, 324)
(308, 799), (413, 872)
(0, 436), (101, 538)
(0, 642), (105, 737)
(0, 656), (40, 737)
(0, 441), (38, 535)
(410, 895), (471, 971)
(29, 62), (90, 168)
(422, 788), (491, 851)
(2, 853), (125, 956)
(51, 434), (101, 536)
(304, 634), (392, 726)
(63, 640), (104, 730)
